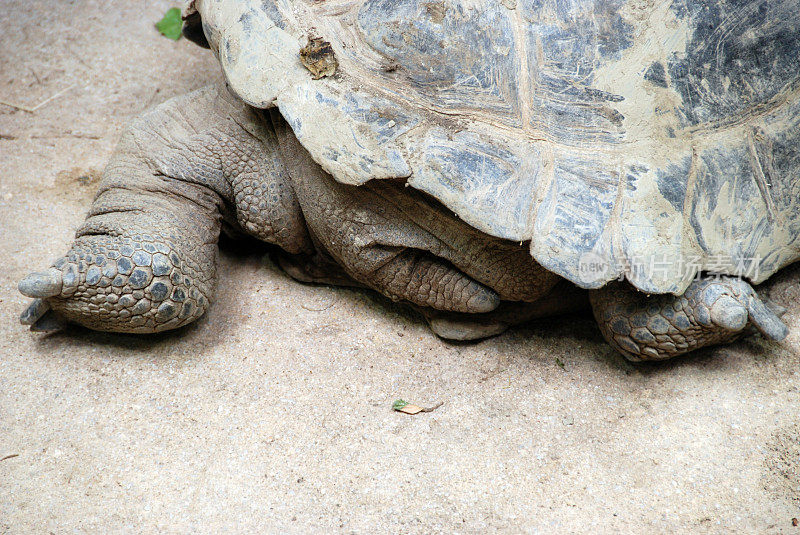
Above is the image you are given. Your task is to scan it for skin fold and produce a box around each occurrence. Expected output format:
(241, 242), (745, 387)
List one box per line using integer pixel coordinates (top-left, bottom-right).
(18, 83), (789, 361)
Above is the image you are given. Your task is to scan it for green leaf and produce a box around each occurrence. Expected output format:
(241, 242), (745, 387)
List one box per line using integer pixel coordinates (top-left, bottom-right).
(156, 7), (183, 41)
(392, 399), (408, 411)
(555, 357), (565, 369)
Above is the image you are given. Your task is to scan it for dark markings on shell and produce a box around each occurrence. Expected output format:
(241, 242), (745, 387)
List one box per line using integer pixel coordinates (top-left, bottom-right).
(299, 37), (338, 80)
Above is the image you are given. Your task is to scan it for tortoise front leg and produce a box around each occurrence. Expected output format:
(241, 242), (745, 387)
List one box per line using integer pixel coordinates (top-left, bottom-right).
(18, 84), (309, 333)
(590, 276), (788, 361)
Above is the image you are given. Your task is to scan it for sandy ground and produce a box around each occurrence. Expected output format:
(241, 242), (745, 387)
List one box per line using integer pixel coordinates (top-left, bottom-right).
(1, 2), (799, 533)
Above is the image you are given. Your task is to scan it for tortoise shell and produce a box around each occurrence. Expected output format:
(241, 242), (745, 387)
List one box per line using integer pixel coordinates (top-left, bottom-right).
(191, 0), (800, 293)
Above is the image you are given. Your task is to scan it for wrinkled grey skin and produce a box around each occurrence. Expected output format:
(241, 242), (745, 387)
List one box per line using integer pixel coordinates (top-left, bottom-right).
(17, 82), (790, 361)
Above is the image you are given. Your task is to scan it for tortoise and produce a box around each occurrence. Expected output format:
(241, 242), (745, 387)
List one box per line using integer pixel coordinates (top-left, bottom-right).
(18, 0), (800, 361)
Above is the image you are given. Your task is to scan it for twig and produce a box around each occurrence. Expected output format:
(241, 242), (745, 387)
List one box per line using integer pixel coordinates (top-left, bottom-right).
(30, 133), (100, 140)
(479, 367), (507, 382)
(0, 454), (19, 462)
(29, 66), (41, 86)
(0, 84), (77, 113)
(64, 43), (90, 70)
(420, 402), (444, 413)
(301, 302), (334, 312)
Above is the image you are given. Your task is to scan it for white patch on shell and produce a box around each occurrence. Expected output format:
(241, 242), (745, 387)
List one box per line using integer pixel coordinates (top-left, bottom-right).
(196, 0), (411, 183)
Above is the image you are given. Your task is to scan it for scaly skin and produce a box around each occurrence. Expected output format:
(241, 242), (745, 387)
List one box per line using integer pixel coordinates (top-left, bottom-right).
(18, 83), (789, 359)
(19, 84), (309, 332)
(590, 277), (788, 361)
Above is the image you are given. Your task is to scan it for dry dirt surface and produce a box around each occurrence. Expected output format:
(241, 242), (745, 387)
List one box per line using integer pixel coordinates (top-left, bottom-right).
(1, 2), (799, 533)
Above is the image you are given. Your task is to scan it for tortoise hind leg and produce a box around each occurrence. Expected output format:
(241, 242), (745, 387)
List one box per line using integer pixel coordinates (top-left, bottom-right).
(590, 276), (789, 361)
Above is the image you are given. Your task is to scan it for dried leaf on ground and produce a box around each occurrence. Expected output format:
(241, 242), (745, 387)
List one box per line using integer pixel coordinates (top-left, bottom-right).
(392, 399), (443, 415)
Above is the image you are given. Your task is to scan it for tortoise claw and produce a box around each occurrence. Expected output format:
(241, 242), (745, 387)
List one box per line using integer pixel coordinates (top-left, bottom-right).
(747, 295), (789, 341)
(18, 269), (63, 298)
(709, 295), (749, 331)
(20, 298), (65, 333)
(29, 310), (66, 333)
(20, 298), (51, 326)
(765, 300), (788, 318)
